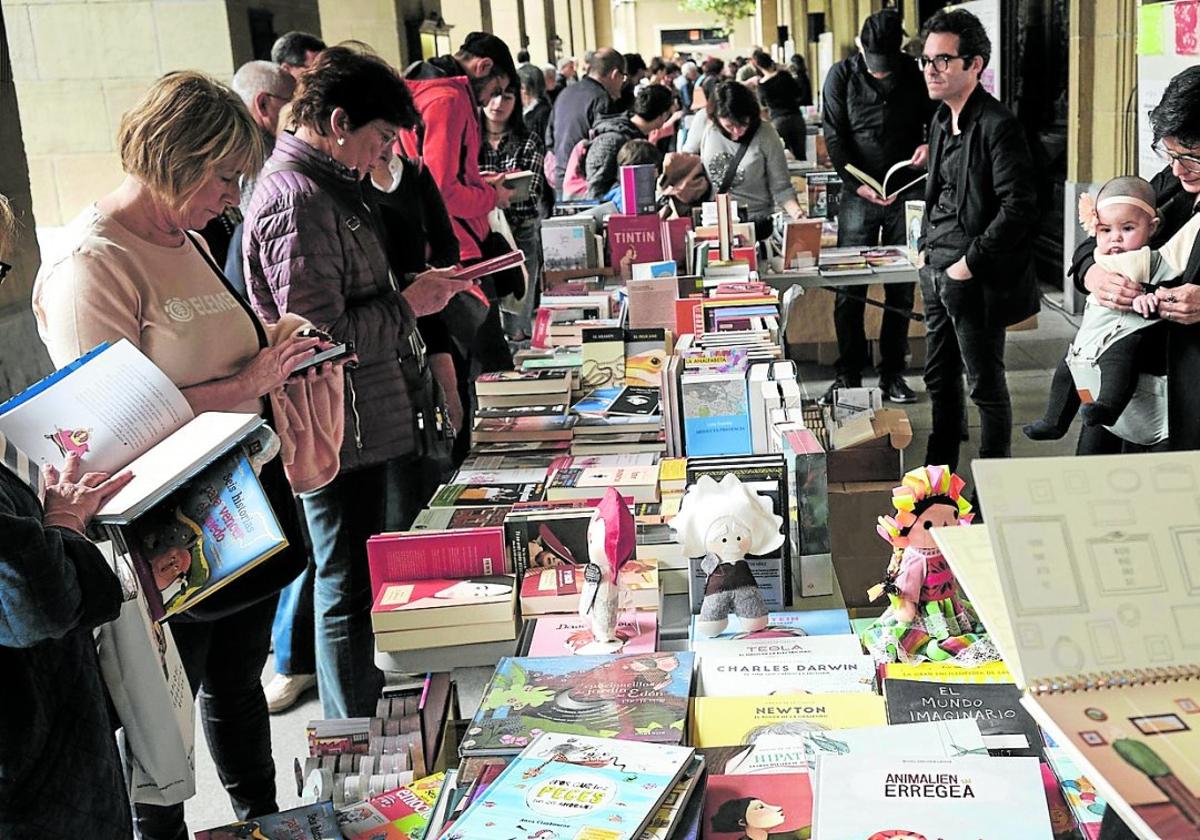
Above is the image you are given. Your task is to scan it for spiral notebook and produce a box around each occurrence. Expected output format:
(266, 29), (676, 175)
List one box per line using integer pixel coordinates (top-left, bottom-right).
(939, 453), (1200, 840)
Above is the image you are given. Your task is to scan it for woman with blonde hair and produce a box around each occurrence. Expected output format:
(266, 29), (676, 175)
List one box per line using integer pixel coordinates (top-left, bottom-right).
(33, 71), (330, 840)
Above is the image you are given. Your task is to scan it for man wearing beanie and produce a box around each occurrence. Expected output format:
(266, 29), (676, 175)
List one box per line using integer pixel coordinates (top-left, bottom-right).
(822, 9), (936, 406)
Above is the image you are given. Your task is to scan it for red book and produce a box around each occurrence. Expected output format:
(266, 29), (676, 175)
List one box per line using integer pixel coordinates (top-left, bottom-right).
(661, 217), (693, 262)
(674, 297), (704, 337)
(607, 214), (664, 280)
(366, 527), (509, 599)
(451, 251), (526, 283)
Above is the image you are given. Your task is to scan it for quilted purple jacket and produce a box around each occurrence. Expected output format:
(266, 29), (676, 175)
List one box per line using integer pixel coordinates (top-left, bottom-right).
(244, 131), (420, 472)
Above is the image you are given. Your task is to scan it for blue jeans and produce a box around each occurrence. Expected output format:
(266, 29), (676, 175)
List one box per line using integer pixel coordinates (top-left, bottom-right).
(301, 456), (425, 718)
(270, 561), (315, 676)
(920, 264), (1011, 471)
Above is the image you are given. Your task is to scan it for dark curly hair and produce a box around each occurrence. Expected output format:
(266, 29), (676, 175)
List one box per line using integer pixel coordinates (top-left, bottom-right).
(1150, 65), (1200, 148)
(289, 46), (420, 134)
(632, 84), (674, 122)
(920, 8), (991, 74)
(707, 81), (762, 138)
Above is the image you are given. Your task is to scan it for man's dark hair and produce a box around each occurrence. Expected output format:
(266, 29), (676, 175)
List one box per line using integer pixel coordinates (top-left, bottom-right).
(589, 47), (627, 79)
(1150, 65), (1200, 147)
(920, 8), (991, 73)
(752, 49), (776, 71)
(456, 31), (518, 88)
(701, 57), (725, 77)
(518, 63), (546, 99)
(648, 56), (667, 76)
(617, 138), (663, 169)
(707, 80), (762, 136)
(624, 53), (647, 77)
(632, 84), (674, 122)
(271, 31), (326, 67)
(517, 49), (530, 63)
(665, 62), (681, 77)
(290, 46), (420, 133)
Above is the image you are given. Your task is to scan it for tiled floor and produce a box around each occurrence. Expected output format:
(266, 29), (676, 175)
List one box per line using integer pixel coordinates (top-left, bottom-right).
(185, 292), (1080, 833)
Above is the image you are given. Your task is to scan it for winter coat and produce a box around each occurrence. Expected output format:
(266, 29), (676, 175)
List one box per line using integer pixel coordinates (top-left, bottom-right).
(244, 131), (421, 471)
(585, 113), (644, 199)
(546, 76), (612, 183)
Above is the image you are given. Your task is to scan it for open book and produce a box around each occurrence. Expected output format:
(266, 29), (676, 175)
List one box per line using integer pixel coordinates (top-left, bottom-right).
(937, 453), (1200, 840)
(844, 158), (927, 201)
(0, 339), (287, 619)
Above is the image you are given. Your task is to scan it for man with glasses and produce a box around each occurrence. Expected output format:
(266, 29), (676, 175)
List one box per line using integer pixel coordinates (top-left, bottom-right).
(821, 9), (936, 406)
(917, 8), (1039, 476)
(1072, 65), (1200, 452)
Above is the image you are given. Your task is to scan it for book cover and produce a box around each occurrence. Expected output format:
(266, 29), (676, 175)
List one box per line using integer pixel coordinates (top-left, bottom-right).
(504, 507), (593, 576)
(625, 328), (671, 386)
(883, 679), (1045, 759)
(812, 755), (1054, 839)
(548, 466), (659, 499)
(804, 171), (842, 220)
(628, 276), (680, 332)
(905, 199), (925, 260)
(681, 373), (751, 457)
(475, 369), (571, 395)
(696, 651), (877, 696)
(621, 164), (659, 215)
(703, 773), (813, 840)
(782, 219), (823, 270)
(580, 326), (626, 391)
(881, 661), (1015, 684)
(369, 575), (516, 633)
(194, 802), (341, 839)
(127, 448), (287, 621)
(689, 632), (866, 658)
(688, 609), (851, 640)
(365, 527), (509, 598)
(662, 217), (693, 264)
(542, 223), (595, 270)
(690, 693), (887, 748)
(522, 611), (659, 656)
(609, 214), (666, 280)
(473, 414), (575, 436)
(572, 386), (624, 416)
(428, 481), (546, 506)
(609, 386), (663, 417)
(640, 755), (705, 840)
(411, 505), (511, 530)
(799, 719), (988, 778)
(462, 652), (694, 756)
(336, 772), (445, 840)
(1044, 746), (1108, 840)
(449, 732), (695, 840)
(474, 402), (568, 418)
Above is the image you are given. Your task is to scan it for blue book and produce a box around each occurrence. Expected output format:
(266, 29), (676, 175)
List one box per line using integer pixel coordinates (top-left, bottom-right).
(688, 608), (852, 640)
(448, 733), (694, 840)
(680, 372), (750, 456)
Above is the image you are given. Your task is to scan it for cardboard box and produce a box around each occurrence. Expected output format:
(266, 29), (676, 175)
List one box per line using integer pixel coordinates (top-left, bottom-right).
(828, 480), (895, 612)
(826, 408), (912, 483)
(783, 284), (926, 345)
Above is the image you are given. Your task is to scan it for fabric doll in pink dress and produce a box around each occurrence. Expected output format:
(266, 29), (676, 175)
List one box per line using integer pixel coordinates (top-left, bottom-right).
(861, 465), (989, 664)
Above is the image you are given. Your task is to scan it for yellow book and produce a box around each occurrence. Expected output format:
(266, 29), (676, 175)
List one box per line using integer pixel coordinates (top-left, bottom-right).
(690, 692), (886, 748)
(657, 457), (687, 489)
(881, 660), (1014, 684)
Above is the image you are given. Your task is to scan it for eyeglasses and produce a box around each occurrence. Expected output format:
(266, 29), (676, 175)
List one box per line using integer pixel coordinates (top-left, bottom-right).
(1153, 141), (1200, 174)
(0, 262), (10, 284)
(917, 54), (971, 73)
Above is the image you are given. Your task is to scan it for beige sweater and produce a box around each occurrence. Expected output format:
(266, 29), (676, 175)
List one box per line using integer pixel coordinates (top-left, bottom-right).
(33, 207), (262, 414)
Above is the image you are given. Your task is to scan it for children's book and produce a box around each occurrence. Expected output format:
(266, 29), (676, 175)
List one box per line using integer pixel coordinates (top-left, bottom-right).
(690, 693), (886, 748)
(194, 802), (341, 839)
(703, 772), (813, 840)
(369, 575), (516, 633)
(463, 652), (693, 756)
(688, 609), (851, 641)
(945, 453), (1200, 840)
(811, 755), (1054, 839)
(336, 772), (445, 840)
(799, 719), (988, 784)
(639, 755), (705, 840)
(1045, 746), (1108, 840)
(689, 631), (865, 658)
(124, 445), (287, 621)
(696, 651), (877, 696)
(448, 732), (695, 840)
(518, 611), (659, 657)
(883, 678), (1045, 759)
(0, 339), (266, 523)
(881, 660), (1015, 684)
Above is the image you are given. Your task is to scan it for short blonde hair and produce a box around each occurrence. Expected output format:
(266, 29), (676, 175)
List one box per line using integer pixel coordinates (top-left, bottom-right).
(118, 71), (265, 209)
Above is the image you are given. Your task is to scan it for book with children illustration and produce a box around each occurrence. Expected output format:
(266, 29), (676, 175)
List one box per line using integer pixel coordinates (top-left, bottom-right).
(461, 652), (694, 757)
(942, 452), (1200, 839)
(703, 771), (814, 840)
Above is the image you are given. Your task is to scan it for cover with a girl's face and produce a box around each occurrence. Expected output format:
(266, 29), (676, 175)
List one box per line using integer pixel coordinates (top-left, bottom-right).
(703, 773), (813, 840)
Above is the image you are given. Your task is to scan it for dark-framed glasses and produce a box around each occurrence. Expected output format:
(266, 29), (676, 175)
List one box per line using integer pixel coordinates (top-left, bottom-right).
(1153, 141), (1200, 174)
(917, 54), (970, 73)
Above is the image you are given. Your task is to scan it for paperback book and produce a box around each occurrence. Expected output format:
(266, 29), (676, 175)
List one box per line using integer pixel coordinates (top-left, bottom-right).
(365, 526), (509, 598)
(882, 678), (1045, 759)
(690, 693), (887, 748)
(369, 575), (516, 633)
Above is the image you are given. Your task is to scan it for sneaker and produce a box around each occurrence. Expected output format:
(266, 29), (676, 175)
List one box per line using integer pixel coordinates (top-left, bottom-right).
(878, 375), (917, 404)
(265, 672), (317, 713)
(819, 376), (861, 406)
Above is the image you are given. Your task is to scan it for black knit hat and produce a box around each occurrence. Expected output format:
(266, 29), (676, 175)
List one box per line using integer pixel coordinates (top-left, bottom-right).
(860, 9), (904, 73)
(460, 31), (518, 87)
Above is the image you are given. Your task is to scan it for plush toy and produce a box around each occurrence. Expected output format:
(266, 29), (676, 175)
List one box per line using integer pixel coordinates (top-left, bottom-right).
(861, 465), (990, 664)
(672, 473), (784, 638)
(576, 487), (637, 653)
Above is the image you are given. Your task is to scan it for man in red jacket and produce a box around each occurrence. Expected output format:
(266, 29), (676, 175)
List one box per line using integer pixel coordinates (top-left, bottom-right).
(401, 32), (518, 262)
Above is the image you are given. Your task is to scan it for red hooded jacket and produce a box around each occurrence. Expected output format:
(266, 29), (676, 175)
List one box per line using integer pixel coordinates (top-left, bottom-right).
(400, 59), (496, 261)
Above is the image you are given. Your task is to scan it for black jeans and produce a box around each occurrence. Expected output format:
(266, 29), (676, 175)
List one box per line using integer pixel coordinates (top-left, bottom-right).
(920, 264), (1011, 471)
(771, 114), (807, 161)
(834, 192), (915, 380)
(134, 598), (278, 840)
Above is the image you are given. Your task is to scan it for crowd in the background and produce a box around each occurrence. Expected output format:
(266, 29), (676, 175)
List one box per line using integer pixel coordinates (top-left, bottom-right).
(4, 9), (1200, 839)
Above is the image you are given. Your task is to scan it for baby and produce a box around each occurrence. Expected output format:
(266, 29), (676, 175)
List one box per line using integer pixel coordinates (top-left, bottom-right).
(1025, 176), (1200, 440)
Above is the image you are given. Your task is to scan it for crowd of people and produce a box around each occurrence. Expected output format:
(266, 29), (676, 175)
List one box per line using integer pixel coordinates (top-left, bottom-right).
(3, 7), (1200, 839)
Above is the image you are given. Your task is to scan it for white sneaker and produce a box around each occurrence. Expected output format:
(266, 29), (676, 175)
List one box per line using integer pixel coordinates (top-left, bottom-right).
(265, 672), (317, 713)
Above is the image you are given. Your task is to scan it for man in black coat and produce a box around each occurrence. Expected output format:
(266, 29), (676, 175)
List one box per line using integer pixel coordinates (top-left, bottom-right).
(917, 8), (1040, 471)
(1071, 65), (1200, 453)
(822, 9), (936, 405)
(546, 48), (626, 189)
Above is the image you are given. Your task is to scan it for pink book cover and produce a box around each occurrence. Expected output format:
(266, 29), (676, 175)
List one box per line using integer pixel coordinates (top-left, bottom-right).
(525, 610), (659, 656)
(662, 217), (693, 263)
(366, 527), (508, 598)
(608, 214), (664, 279)
(702, 773), (814, 840)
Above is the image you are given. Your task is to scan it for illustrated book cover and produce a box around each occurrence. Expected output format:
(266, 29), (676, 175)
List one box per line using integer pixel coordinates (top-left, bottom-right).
(702, 772), (813, 840)
(690, 693), (886, 749)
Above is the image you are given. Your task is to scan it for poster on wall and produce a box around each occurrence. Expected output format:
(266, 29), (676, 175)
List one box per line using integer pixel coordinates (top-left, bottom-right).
(949, 0), (1002, 98)
(1136, 1), (1200, 179)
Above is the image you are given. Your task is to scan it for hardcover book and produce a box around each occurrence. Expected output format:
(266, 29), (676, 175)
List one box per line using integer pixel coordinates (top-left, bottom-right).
(194, 802), (341, 839)
(369, 575), (516, 633)
(881, 660), (1015, 684)
(811, 755), (1053, 839)
(541, 222), (597, 270)
(689, 631), (866, 658)
(365, 526), (509, 598)
(609, 214), (665, 280)
(449, 732), (695, 840)
(621, 163), (659, 215)
(695, 651), (877, 696)
(641, 755), (706, 840)
(799, 719), (988, 781)
(688, 609), (851, 641)
(882, 678), (1045, 759)
(690, 693), (886, 748)
(518, 610), (659, 657)
(703, 772), (813, 840)
(427, 481), (546, 506)
(462, 652), (694, 756)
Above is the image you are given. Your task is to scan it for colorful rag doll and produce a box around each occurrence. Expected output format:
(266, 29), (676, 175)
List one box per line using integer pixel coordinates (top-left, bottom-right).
(672, 473), (784, 638)
(577, 487), (637, 653)
(861, 465), (990, 664)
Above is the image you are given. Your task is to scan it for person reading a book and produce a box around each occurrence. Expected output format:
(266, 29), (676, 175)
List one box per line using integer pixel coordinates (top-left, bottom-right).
(696, 81), (804, 241)
(820, 9), (936, 406)
(1026, 177), (1199, 446)
(1072, 65), (1200, 455)
(479, 81), (547, 344)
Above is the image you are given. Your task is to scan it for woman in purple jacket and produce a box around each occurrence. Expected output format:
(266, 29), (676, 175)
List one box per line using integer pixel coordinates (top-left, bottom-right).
(244, 47), (470, 718)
